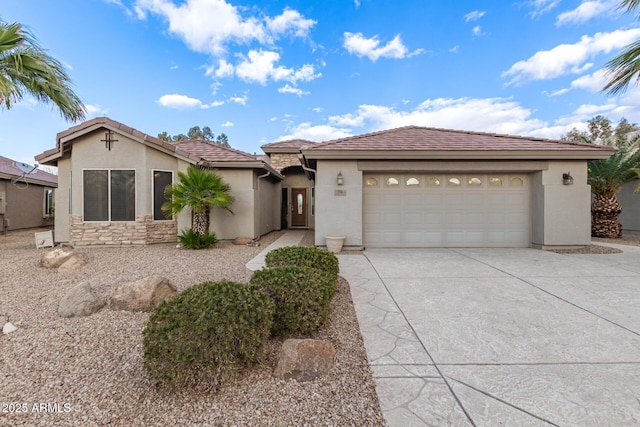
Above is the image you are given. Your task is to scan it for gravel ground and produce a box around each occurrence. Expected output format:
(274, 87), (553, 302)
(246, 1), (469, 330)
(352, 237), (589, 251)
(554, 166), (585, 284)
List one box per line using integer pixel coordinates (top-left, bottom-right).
(0, 228), (384, 427)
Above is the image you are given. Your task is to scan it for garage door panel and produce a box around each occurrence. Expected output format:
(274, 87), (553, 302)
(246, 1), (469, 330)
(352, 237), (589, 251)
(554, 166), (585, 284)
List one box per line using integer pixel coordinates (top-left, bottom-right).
(363, 174), (530, 248)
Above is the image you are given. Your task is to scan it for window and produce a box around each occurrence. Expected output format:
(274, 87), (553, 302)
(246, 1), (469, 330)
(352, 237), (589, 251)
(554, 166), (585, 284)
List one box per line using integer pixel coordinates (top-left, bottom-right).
(366, 177), (378, 186)
(406, 177), (420, 186)
(468, 177), (482, 186)
(489, 177), (502, 186)
(448, 177), (462, 186)
(153, 171), (172, 220)
(83, 169), (135, 221)
(385, 177), (399, 186)
(510, 177), (524, 186)
(427, 177), (441, 186)
(44, 188), (54, 217)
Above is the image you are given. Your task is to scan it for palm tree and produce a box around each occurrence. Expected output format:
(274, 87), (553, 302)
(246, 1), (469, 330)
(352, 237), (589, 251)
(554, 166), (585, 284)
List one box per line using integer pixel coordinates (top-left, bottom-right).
(0, 21), (85, 121)
(588, 135), (640, 237)
(603, 0), (640, 94)
(162, 166), (234, 235)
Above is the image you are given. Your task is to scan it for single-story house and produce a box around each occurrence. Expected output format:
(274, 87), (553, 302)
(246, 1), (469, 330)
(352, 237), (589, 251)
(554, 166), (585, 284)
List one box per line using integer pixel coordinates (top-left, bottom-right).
(35, 117), (282, 245)
(0, 155), (58, 232)
(36, 118), (615, 249)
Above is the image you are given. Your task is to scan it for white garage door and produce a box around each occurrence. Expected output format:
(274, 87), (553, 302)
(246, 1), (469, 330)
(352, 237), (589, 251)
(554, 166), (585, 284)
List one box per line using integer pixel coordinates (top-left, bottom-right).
(363, 174), (530, 248)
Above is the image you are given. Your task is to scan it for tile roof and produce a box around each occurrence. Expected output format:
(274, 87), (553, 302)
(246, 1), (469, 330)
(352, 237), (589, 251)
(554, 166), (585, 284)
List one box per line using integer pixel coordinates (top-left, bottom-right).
(173, 140), (261, 162)
(307, 125), (615, 153)
(0, 155), (58, 185)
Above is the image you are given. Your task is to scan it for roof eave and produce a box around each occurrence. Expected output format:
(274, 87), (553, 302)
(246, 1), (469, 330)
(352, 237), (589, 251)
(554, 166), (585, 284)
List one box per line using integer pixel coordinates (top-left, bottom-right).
(300, 149), (616, 161)
(199, 161), (284, 179)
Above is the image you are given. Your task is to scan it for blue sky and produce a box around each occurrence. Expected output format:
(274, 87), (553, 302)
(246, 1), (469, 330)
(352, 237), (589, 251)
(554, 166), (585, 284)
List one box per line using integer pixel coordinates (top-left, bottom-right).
(2, 0), (640, 166)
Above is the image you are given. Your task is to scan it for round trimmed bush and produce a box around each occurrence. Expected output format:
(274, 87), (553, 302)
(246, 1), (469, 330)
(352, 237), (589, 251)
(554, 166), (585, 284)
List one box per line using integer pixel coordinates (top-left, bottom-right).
(143, 281), (274, 389)
(250, 266), (337, 336)
(264, 246), (339, 278)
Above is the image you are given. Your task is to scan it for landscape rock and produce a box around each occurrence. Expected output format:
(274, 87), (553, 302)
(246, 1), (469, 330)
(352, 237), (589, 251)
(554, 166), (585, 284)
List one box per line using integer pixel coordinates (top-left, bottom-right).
(59, 282), (106, 318)
(108, 276), (177, 312)
(233, 236), (253, 245)
(41, 247), (76, 269)
(3, 322), (18, 334)
(58, 253), (86, 272)
(274, 339), (336, 382)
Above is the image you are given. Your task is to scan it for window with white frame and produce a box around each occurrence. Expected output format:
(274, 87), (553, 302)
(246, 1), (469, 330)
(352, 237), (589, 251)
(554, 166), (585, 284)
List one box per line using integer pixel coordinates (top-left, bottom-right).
(153, 170), (173, 220)
(83, 169), (135, 221)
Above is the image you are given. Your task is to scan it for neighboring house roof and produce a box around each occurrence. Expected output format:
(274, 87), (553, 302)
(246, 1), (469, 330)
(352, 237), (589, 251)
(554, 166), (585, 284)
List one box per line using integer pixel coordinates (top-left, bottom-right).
(302, 126), (616, 160)
(35, 117), (282, 179)
(261, 139), (316, 153)
(0, 155), (58, 186)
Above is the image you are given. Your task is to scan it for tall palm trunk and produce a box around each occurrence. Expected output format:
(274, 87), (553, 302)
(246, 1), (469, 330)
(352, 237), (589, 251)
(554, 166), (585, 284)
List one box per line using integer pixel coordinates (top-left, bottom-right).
(591, 194), (623, 238)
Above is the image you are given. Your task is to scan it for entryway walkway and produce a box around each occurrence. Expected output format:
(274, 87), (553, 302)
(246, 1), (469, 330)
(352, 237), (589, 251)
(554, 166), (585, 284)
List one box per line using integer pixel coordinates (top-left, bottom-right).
(245, 230), (311, 271)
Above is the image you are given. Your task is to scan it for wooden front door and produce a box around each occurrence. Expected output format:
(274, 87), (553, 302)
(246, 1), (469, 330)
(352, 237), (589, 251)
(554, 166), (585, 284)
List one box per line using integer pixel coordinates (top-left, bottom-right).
(291, 188), (307, 227)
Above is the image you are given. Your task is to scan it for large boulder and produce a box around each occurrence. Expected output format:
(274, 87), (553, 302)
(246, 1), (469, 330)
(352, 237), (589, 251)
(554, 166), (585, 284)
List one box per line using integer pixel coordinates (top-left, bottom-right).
(274, 339), (336, 382)
(41, 247), (75, 269)
(58, 282), (106, 318)
(108, 276), (177, 312)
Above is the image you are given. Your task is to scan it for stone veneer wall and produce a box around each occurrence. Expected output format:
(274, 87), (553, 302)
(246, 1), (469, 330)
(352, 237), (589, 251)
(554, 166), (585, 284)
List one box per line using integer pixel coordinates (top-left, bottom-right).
(269, 153), (302, 172)
(69, 215), (177, 246)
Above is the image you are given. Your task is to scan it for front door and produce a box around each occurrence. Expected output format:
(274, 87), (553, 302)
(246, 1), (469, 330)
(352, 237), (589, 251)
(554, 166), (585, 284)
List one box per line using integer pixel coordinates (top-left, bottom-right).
(291, 188), (307, 227)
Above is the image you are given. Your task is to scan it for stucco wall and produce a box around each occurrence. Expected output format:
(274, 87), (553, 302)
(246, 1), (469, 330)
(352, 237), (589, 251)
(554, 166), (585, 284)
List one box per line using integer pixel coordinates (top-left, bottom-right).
(56, 129), (182, 243)
(1, 179), (53, 230)
(619, 180), (640, 232)
(531, 161), (591, 247)
(254, 172), (281, 237)
(314, 160), (363, 248)
(209, 169), (255, 239)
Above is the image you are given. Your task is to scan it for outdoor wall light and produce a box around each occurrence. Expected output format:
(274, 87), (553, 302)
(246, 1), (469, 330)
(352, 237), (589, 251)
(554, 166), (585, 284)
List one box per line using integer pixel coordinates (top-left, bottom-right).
(562, 172), (574, 185)
(337, 172), (344, 186)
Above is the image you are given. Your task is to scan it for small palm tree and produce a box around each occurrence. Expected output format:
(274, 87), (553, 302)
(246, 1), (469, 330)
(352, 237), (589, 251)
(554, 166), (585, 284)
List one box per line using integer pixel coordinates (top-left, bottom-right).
(162, 166), (234, 235)
(588, 135), (640, 237)
(0, 21), (85, 121)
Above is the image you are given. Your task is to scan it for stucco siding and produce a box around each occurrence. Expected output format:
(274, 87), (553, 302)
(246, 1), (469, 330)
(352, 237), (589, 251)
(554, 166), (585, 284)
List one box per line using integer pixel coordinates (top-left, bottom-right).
(2, 180), (53, 230)
(209, 169), (255, 239)
(314, 161), (363, 247)
(619, 180), (640, 232)
(254, 172), (281, 237)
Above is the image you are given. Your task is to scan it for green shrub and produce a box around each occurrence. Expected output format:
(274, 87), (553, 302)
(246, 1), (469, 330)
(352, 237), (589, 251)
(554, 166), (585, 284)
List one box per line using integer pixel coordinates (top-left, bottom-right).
(143, 281), (274, 389)
(178, 228), (218, 249)
(264, 246), (339, 278)
(250, 266), (337, 336)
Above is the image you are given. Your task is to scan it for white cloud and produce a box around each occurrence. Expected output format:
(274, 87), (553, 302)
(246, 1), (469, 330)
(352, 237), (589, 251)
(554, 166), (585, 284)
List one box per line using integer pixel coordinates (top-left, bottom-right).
(133, 0), (315, 56)
(449, 45), (460, 53)
(229, 95), (247, 105)
(464, 10), (485, 22)
(209, 100), (225, 107)
(556, 0), (617, 26)
(354, 0), (361, 7)
(220, 121), (233, 127)
(277, 122), (352, 142)
(502, 28), (640, 85)
(157, 94), (204, 109)
(472, 26), (483, 36)
(328, 112), (365, 127)
(527, 0), (561, 18)
(85, 104), (109, 116)
(312, 107), (323, 113)
(278, 84), (310, 96)
(343, 32), (417, 61)
(570, 69), (609, 92)
(218, 49), (321, 85)
(265, 8), (315, 38)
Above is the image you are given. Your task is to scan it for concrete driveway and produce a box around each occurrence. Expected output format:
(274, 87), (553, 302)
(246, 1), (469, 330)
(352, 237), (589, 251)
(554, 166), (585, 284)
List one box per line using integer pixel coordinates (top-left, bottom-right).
(338, 244), (640, 426)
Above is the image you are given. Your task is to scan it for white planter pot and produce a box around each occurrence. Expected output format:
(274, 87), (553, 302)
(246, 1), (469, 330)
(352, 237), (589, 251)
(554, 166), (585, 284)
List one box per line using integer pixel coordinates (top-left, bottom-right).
(325, 235), (345, 253)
